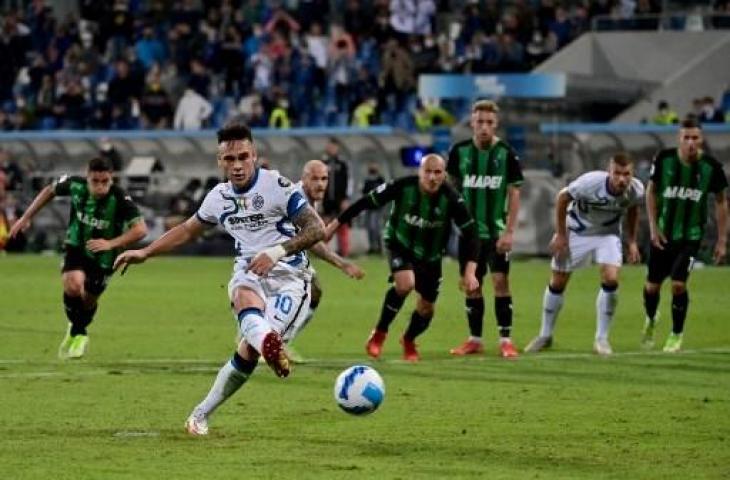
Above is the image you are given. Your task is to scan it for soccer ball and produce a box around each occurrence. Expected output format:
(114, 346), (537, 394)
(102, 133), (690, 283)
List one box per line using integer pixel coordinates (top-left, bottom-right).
(333, 365), (385, 415)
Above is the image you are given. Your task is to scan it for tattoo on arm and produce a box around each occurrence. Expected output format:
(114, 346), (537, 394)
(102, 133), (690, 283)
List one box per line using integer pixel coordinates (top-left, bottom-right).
(283, 206), (325, 255)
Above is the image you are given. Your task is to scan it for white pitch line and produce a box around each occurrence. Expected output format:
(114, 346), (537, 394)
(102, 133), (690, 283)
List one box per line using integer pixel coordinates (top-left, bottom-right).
(0, 346), (729, 373)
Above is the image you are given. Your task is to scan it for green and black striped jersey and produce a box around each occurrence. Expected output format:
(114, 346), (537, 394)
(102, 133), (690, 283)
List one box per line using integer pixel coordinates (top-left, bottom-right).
(649, 149), (728, 242)
(447, 138), (524, 240)
(54, 176), (143, 270)
(338, 176), (477, 263)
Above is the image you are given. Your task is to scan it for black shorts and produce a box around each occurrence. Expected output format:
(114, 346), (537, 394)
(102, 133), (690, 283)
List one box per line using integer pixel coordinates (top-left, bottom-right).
(61, 247), (112, 296)
(458, 237), (510, 284)
(647, 241), (699, 284)
(386, 242), (442, 303)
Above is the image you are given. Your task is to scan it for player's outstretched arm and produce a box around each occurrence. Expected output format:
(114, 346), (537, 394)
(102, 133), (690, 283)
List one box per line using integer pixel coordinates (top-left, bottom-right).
(113, 215), (207, 272)
(248, 205), (325, 276)
(325, 184), (393, 241)
(9, 185), (55, 238)
(713, 190), (727, 264)
(87, 219), (148, 253)
(308, 241), (365, 279)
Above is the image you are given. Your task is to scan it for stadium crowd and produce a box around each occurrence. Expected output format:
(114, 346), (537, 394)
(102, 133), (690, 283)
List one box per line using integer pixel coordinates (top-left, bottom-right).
(5, 0), (723, 131)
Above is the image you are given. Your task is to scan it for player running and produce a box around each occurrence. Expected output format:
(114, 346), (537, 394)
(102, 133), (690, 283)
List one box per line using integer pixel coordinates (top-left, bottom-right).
(10, 156), (147, 359)
(325, 153), (480, 362)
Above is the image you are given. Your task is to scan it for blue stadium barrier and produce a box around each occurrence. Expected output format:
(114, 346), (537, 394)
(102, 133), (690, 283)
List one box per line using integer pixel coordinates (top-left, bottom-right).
(540, 123), (730, 134)
(0, 125), (395, 141)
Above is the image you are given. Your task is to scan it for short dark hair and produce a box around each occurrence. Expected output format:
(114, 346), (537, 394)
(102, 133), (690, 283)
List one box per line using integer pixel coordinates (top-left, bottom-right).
(217, 123), (253, 144)
(88, 156), (113, 172)
(680, 117), (701, 130)
(610, 151), (633, 167)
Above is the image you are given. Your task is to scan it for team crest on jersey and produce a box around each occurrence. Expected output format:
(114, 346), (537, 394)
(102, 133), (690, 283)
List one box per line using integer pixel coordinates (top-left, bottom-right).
(252, 193), (265, 210)
(278, 177), (292, 188)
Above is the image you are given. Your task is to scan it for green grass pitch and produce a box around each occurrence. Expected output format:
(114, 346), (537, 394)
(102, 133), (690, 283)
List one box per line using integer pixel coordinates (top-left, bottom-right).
(1, 254), (728, 479)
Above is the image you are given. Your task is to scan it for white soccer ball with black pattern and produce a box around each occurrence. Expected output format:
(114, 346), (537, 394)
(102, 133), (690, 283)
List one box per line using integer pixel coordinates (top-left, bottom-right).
(334, 365), (385, 415)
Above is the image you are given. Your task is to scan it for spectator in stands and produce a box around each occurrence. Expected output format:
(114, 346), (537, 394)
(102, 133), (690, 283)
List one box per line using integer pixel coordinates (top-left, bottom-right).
(389, 0), (436, 40)
(352, 97), (378, 127)
(98, 138), (124, 173)
(174, 85), (213, 130)
(689, 97), (704, 121)
(322, 138), (351, 257)
(500, 33), (527, 72)
(548, 6), (573, 48)
(652, 100), (679, 125)
(0, 148), (25, 191)
(107, 58), (143, 129)
(235, 93), (268, 128)
(414, 98), (456, 132)
(135, 25), (166, 71)
(269, 97), (292, 129)
(698, 96), (725, 123)
(35, 74), (56, 129)
(0, 11), (29, 104)
(140, 72), (174, 129)
(187, 58), (211, 98)
(53, 81), (89, 129)
(378, 38), (416, 127)
(0, 178), (25, 252)
(328, 28), (357, 125)
(164, 191), (195, 230)
(219, 26), (246, 98)
(361, 162), (386, 254)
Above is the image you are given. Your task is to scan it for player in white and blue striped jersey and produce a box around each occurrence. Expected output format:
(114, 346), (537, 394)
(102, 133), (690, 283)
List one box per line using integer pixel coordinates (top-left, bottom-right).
(284, 160), (364, 361)
(525, 152), (644, 355)
(114, 124), (324, 435)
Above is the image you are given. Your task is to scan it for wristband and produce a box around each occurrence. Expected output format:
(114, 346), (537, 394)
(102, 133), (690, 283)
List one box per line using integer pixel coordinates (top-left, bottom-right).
(261, 244), (287, 263)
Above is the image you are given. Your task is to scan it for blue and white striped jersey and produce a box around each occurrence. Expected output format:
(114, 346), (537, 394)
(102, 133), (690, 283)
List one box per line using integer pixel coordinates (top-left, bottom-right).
(566, 171), (644, 236)
(196, 168), (309, 266)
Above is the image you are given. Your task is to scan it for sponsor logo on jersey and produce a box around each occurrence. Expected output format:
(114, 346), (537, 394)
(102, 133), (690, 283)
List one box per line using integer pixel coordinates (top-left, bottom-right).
(227, 213), (267, 230)
(662, 186), (702, 202)
(252, 194), (264, 210)
(462, 175), (503, 189)
(403, 213), (443, 229)
(76, 211), (110, 229)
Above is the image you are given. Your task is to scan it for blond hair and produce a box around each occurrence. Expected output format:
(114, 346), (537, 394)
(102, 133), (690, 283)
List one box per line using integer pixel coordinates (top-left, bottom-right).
(472, 99), (500, 114)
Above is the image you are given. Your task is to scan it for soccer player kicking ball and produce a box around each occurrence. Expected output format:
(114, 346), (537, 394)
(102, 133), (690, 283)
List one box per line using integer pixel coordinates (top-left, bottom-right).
(642, 119), (727, 352)
(9, 157), (147, 359)
(114, 124), (324, 435)
(284, 159), (365, 362)
(324, 154), (480, 362)
(524, 152), (644, 356)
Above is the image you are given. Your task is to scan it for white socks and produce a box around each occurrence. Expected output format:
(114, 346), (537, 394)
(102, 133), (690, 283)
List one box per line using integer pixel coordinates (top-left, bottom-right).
(540, 286), (564, 338)
(596, 285), (618, 341)
(195, 359), (249, 417)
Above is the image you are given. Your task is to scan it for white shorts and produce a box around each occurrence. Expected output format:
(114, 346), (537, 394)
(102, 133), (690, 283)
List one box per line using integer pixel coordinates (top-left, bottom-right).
(551, 233), (622, 272)
(228, 262), (312, 340)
